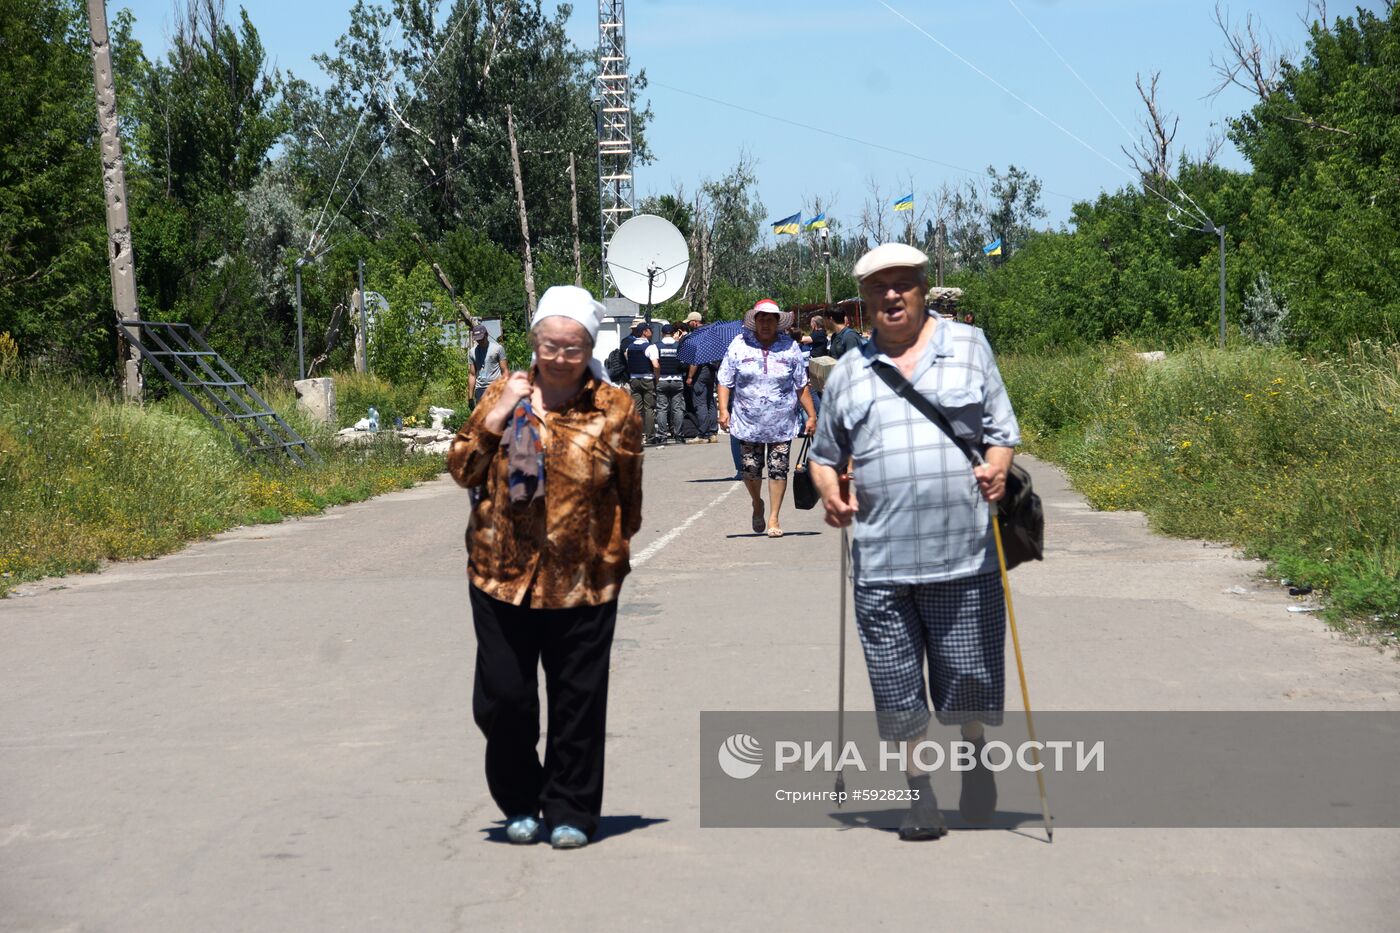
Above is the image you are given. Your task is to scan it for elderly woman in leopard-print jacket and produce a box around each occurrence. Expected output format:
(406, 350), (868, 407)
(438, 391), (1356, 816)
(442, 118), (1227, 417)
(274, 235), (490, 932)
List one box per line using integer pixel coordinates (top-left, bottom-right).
(448, 286), (643, 850)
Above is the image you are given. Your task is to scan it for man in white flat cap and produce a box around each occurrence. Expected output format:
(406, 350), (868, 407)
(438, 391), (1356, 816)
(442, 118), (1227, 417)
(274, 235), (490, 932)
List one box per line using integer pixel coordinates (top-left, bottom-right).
(807, 243), (1021, 841)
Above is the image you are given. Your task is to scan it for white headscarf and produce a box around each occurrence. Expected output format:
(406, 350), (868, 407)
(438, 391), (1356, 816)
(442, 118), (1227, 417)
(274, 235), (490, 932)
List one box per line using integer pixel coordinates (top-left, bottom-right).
(530, 285), (611, 383)
(532, 285), (607, 340)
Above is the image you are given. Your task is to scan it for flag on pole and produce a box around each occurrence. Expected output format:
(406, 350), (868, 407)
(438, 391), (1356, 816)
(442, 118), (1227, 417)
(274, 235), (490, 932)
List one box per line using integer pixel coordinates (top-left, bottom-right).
(805, 213), (828, 230)
(982, 237), (1003, 256)
(772, 212), (801, 236)
(892, 194), (914, 212)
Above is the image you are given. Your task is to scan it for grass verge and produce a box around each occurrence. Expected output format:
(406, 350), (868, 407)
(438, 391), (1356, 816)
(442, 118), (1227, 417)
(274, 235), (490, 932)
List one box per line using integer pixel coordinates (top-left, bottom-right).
(1000, 341), (1399, 634)
(0, 370), (446, 595)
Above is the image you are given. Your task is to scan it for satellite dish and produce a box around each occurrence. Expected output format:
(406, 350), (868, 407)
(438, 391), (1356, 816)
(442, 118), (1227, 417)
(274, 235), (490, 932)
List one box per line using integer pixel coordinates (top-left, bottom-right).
(605, 214), (690, 308)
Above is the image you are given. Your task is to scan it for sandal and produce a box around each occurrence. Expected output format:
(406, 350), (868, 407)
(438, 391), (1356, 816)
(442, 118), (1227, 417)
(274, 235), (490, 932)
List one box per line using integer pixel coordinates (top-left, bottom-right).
(766, 525), (784, 538)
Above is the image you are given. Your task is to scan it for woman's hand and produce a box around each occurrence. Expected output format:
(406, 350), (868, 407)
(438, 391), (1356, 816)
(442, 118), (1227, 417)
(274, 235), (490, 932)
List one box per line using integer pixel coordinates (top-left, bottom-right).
(803, 414), (817, 437)
(484, 371), (532, 433)
(718, 409), (730, 433)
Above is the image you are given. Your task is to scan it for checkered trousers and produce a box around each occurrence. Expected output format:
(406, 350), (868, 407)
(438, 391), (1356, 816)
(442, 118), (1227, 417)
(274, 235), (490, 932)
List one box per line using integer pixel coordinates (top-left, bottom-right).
(853, 572), (1006, 739)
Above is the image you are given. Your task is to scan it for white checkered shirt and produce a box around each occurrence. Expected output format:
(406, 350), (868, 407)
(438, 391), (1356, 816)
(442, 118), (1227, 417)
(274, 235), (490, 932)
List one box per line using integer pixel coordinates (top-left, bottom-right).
(809, 318), (1021, 585)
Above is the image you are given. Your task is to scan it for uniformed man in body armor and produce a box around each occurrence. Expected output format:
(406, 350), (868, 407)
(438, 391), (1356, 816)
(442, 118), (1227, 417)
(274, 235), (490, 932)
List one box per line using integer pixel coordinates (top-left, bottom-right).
(626, 321), (660, 443)
(655, 323), (686, 445)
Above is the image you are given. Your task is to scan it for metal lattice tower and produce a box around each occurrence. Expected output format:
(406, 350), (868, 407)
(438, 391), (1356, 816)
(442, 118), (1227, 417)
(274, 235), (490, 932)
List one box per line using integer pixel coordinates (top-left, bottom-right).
(596, 1), (634, 297)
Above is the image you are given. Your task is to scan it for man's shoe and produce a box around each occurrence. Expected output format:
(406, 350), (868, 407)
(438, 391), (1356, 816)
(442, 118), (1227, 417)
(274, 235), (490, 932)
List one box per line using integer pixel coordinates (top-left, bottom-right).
(504, 815), (540, 844)
(549, 825), (589, 849)
(897, 802), (948, 841)
(959, 737), (998, 824)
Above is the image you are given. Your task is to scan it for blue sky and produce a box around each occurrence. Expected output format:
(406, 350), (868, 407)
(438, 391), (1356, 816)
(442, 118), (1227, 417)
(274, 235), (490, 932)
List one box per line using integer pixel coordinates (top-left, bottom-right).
(116, 0), (1374, 236)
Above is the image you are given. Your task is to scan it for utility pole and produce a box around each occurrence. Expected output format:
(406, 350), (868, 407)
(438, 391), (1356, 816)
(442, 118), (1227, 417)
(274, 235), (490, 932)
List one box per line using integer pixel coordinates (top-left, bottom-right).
(506, 105), (538, 316)
(295, 258), (306, 380)
(568, 152), (583, 288)
(1217, 224), (1227, 349)
(86, 0), (142, 401)
(357, 257), (368, 374)
(935, 220), (946, 287)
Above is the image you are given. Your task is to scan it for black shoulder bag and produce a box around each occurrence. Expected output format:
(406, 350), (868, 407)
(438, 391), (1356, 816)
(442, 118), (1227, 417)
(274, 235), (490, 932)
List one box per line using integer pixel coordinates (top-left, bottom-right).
(871, 361), (1044, 570)
(790, 434), (820, 511)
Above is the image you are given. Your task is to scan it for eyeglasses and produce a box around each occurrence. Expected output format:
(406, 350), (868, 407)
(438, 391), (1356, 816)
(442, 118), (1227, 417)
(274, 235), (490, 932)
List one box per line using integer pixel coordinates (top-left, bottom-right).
(865, 279), (923, 296)
(535, 342), (589, 362)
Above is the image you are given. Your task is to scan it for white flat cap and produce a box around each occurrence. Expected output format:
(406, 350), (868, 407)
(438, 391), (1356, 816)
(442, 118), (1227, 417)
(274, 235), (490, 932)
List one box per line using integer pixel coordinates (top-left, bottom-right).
(853, 243), (929, 281)
(533, 285), (607, 340)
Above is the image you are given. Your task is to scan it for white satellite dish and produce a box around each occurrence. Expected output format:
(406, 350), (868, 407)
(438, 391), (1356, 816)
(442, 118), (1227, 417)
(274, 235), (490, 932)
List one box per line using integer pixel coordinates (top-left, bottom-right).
(605, 214), (690, 311)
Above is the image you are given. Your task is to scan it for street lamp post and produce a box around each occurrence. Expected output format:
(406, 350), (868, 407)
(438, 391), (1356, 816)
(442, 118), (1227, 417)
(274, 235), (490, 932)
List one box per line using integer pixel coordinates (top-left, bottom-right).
(820, 227), (834, 309)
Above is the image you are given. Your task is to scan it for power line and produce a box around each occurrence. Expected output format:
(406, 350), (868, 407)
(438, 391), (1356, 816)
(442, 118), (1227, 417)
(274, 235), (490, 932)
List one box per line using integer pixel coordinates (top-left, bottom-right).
(878, 0), (1214, 228)
(310, 2), (478, 258)
(306, 13), (406, 250)
(651, 80), (1089, 205)
(1002, 0), (1215, 228)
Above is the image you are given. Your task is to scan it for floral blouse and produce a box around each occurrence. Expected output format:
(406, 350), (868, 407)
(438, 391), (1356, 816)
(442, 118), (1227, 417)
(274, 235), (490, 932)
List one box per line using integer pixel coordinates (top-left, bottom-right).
(717, 331), (809, 444)
(448, 376), (644, 608)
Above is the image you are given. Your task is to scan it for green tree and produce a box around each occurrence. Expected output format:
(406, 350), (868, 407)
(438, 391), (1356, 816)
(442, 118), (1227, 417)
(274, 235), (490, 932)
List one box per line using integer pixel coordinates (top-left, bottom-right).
(0, 0), (109, 371)
(116, 0), (288, 372)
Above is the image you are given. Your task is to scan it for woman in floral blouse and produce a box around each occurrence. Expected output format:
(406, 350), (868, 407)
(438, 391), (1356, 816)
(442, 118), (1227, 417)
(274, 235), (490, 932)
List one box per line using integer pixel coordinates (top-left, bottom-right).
(718, 299), (818, 538)
(448, 285), (643, 850)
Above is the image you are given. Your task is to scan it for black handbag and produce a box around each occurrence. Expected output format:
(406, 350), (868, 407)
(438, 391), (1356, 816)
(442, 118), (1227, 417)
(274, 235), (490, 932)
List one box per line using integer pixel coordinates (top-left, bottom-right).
(871, 361), (1044, 570)
(791, 435), (820, 511)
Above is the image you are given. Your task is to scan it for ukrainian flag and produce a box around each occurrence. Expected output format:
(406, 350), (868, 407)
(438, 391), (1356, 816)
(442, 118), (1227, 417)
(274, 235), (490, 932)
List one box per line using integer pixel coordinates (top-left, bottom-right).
(892, 194), (914, 212)
(805, 213), (828, 231)
(772, 212), (801, 236)
(982, 237), (1003, 256)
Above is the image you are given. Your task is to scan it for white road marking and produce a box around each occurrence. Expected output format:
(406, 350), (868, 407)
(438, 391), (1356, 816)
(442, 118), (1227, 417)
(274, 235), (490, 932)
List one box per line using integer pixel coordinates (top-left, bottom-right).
(631, 482), (743, 568)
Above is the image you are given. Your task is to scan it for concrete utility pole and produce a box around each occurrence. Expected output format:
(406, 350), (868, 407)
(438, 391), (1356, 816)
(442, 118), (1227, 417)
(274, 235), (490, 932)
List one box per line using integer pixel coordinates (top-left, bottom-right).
(935, 220), (946, 287)
(505, 105), (538, 316)
(568, 153), (583, 288)
(1217, 224), (1228, 349)
(86, 0), (142, 401)
(357, 258), (368, 374)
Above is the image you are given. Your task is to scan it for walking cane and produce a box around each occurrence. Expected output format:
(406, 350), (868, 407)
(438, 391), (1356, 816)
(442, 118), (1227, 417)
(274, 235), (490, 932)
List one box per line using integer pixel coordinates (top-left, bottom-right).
(989, 499), (1053, 842)
(834, 473), (851, 805)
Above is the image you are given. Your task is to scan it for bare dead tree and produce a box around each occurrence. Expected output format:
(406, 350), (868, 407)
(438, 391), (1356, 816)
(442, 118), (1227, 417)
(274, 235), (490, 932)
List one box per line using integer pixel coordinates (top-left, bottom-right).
(306, 301), (347, 377)
(1208, 2), (1286, 100)
(1199, 126), (1227, 166)
(1122, 71), (1179, 183)
(858, 176), (890, 248)
(690, 190), (715, 316)
(1299, 0), (1329, 31)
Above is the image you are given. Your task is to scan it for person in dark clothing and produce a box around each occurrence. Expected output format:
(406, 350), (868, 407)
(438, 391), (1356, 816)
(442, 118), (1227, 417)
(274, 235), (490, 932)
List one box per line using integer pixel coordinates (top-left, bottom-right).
(655, 323), (686, 444)
(808, 315), (830, 357)
(825, 307), (863, 359)
(686, 361), (720, 443)
(626, 322), (659, 442)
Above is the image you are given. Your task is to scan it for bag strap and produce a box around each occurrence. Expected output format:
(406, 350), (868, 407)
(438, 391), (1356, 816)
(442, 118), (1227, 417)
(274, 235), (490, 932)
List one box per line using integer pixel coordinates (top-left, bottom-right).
(794, 433), (812, 468)
(870, 360), (984, 468)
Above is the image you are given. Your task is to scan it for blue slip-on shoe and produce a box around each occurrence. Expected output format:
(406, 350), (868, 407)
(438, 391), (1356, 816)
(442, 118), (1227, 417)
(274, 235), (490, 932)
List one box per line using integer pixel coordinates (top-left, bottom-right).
(549, 824), (589, 849)
(504, 815), (541, 844)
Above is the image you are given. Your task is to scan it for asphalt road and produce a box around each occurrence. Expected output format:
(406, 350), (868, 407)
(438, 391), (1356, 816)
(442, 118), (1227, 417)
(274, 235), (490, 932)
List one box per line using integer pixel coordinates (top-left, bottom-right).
(2, 443), (1397, 932)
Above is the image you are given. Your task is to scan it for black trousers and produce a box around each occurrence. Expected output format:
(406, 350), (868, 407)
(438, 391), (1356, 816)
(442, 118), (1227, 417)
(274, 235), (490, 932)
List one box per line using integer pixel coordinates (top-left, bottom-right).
(469, 585), (617, 837)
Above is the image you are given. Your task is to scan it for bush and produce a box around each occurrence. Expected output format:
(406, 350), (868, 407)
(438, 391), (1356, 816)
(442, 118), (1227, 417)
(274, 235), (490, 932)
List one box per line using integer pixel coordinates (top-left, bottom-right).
(1002, 342), (1400, 630)
(331, 370), (427, 429)
(0, 367), (444, 595)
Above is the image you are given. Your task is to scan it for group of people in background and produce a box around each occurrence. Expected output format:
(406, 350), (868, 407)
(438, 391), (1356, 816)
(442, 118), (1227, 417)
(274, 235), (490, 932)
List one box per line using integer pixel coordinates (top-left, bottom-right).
(616, 306), (868, 450)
